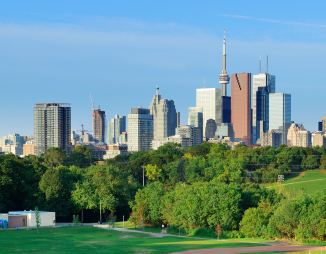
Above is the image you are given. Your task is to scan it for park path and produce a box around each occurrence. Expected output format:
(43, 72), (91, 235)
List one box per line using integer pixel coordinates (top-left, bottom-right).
(266, 178), (326, 188)
(172, 245), (326, 254)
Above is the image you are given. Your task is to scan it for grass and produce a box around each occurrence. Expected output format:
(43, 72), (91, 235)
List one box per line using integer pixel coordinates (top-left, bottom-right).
(0, 226), (267, 253)
(263, 170), (326, 195)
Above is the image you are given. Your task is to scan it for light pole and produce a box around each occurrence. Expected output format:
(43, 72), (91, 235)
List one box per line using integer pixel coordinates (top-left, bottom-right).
(100, 203), (102, 223)
(141, 165), (145, 186)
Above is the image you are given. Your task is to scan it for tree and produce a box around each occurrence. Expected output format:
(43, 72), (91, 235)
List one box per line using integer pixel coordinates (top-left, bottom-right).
(72, 215), (81, 232)
(35, 206), (41, 233)
(44, 147), (66, 167)
(145, 164), (162, 181)
(69, 146), (93, 167)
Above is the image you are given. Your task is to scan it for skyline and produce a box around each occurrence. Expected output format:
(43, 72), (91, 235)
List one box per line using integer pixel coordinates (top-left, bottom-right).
(1, 1), (326, 137)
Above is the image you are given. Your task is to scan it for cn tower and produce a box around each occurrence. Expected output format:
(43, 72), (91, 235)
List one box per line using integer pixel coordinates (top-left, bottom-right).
(219, 28), (230, 96)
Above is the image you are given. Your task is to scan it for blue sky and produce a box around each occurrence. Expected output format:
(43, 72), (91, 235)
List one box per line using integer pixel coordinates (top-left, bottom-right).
(0, 0), (325, 137)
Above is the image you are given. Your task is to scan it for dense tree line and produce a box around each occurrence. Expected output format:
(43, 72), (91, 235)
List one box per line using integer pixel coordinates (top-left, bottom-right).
(0, 142), (326, 240)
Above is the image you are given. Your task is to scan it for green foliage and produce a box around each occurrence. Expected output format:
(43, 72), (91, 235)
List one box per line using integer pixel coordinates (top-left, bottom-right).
(69, 146), (93, 167)
(35, 206), (41, 233)
(72, 214), (81, 232)
(44, 147), (67, 167)
(145, 164), (162, 181)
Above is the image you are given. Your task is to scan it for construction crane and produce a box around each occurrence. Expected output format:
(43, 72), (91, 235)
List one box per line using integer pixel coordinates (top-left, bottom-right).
(90, 93), (95, 118)
(75, 124), (92, 143)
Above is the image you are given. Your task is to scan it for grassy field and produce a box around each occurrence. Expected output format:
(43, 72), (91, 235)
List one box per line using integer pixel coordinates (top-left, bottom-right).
(0, 226), (266, 254)
(263, 170), (326, 195)
(114, 221), (273, 243)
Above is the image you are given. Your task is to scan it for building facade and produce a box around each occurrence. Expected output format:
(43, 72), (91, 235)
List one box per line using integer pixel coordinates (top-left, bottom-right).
(287, 123), (304, 147)
(261, 130), (282, 148)
(312, 132), (326, 147)
(196, 88), (222, 138)
(175, 125), (202, 146)
(149, 87), (177, 140)
(205, 119), (217, 140)
(34, 103), (71, 155)
(151, 135), (192, 150)
(231, 73), (251, 144)
(103, 144), (128, 159)
(252, 73), (275, 143)
(215, 123), (234, 141)
(93, 109), (107, 144)
(188, 107), (203, 139)
(269, 93), (291, 145)
(108, 115), (126, 144)
(128, 107), (154, 152)
(23, 141), (35, 156)
(296, 130), (312, 148)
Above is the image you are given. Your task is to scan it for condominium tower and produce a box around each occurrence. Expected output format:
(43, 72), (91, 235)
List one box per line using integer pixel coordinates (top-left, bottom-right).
(231, 73), (251, 144)
(127, 107), (153, 152)
(108, 115), (126, 144)
(93, 109), (107, 143)
(34, 103), (71, 155)
(149, 87), (177, 140)
(188, 107), (203, 139)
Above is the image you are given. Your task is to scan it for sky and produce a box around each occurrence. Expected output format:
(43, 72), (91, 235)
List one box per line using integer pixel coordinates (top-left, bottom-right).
(1, 0), (326, 137)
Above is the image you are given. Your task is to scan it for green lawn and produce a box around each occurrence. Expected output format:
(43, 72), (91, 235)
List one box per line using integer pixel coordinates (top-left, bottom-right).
(263, 170), (326, 195)
(0, 226), (267, 254)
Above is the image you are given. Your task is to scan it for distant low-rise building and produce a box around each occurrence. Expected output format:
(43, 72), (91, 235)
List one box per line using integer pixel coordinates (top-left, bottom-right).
(23, 141), (35, 156)
(103, 144), (128, 159)
(215, 123), (234, 141)
(175, 125), (202, 146)
(151, 135), (191, 150)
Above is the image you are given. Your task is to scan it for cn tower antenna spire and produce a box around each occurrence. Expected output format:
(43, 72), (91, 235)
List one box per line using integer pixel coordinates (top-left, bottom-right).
(219, 28), (230, 96)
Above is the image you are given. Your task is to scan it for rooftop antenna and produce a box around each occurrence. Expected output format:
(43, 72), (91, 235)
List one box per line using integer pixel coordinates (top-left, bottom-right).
(259, 56), (261, 73)
(156, 86), (159, 95)
(204, 75), (206, 88)
(266, 55), (269, 74)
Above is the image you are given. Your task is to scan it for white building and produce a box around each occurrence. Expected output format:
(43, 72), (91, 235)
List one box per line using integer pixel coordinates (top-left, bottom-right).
(128, 107), (154, 152)
(151, 135), (191, 150)
(196, 88), (222, 138)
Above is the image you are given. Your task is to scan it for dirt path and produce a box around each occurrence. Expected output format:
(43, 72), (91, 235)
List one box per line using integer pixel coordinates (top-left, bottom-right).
(172, 245), (326, 254)
(266, 178), (326, 188)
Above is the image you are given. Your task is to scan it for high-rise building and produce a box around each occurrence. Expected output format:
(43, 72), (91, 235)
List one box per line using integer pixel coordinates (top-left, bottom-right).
(287, 122), (304, 147)
(231, 73), (251, 144)
(108, 115), (126, 144)
(34, 103), (71, 155)
(312, 132), (326, 147)
(296, 130), (311, 148)
(93, 109), (107, 144)
(261, 130), (282, 148)
(149, 87), (177, 140)
(215, 123), (234, 141)
(252, 73), (275, 143)
(222, 96), (231, 123)
(205, 119), (217, 140)
(322, 117), (326, 132)
(175, 125), (202, 146)
(269, 93), (291, 145)
(188, 107), (203, 139)
(196, 88), (222, 138)
(176, 112), (180, 127)
(128, 107), (153, 152)
(318, 121), (323, 131)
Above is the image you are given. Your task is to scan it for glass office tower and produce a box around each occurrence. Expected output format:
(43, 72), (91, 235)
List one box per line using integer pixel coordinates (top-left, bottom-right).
(269, 93), (291, 145)
(188, 107), (203, 139)
(196, 88), (222, 138)
(34, 103), (71, 155)
(108, 115), (126, 144)
(252, 73), (275, 143)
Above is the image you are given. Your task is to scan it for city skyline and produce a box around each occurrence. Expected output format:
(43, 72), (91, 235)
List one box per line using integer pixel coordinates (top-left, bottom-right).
(1, 1), (326, 136)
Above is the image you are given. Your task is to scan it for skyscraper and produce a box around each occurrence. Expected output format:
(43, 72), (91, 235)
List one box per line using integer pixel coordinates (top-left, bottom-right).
(231, 73), (251, 144)
(252, 72), (275, 143)
(269, 93), (291, 145)
(205, 119), (217, 140)
(218, 28), (231, 124)
(34, 103), (71, 155)
(93, 109), (107, 144)
(188, 107), (203, 139)
(176, 112), (180, 127)
(149, 87), (177, 140)
(287, 122), (304, 147)
(196, 88), (222, 138)
(108, 115), (126, 144)
(127, 107), (153, 152)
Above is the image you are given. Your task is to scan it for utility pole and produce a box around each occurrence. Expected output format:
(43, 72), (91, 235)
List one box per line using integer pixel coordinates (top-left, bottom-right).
(141, 165), (145, 186)
(100, 203), (102, 223)
(81, 205), (84, 226)
(123, 215), (125, 228)
(247, 172), (253, 183)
